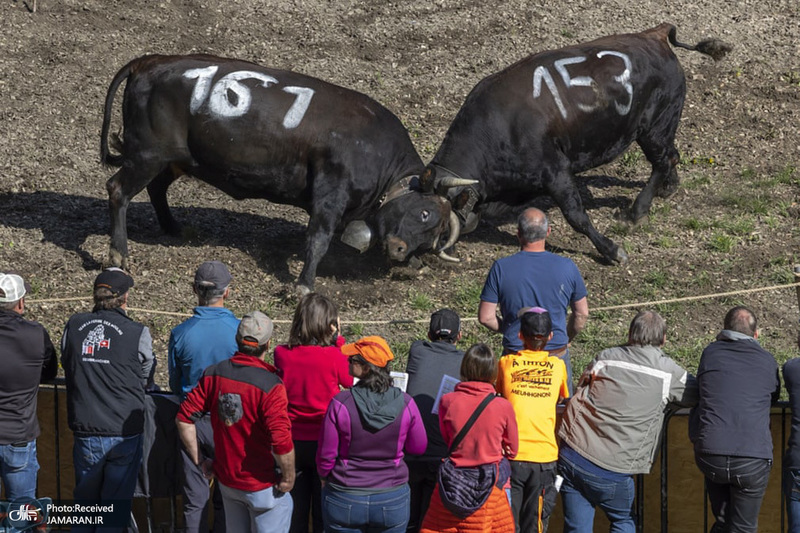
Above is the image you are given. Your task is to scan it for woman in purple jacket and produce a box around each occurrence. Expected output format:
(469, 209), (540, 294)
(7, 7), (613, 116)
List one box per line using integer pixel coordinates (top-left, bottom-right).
(317, 336), (427, 533)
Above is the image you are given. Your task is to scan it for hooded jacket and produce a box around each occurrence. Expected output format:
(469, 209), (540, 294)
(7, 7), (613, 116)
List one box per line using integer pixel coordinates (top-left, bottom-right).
(317, 384), (427, 490)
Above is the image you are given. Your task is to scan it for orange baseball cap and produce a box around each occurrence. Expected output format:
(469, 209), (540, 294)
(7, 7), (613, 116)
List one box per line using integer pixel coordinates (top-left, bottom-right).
(341, 336), (394, 368)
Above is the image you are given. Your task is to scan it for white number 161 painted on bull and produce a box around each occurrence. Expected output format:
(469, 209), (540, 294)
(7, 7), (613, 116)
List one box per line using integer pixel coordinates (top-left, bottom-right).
(183, 66), (315, 128)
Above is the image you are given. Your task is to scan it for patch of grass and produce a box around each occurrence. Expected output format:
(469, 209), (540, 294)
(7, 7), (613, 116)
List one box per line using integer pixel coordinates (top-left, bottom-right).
(681, 174), (712, 190)
(560, 29), (575, 39)
(450, 279), (484, 316)
(740, 167), (757, 181)
(607, 222), (631, 237)
(721, 192), (771, 215)
(409, 290), (434, 311)
(654, 235), (677, 248)
(724, 218), (755, 236)
(708, 233), (735, 253)
(683, 217), (704, 231)
(621, 148), (643, 168)
(773, 164), (797, 185)
(345, 322), (365, 338)
(644, 270), (668, 289)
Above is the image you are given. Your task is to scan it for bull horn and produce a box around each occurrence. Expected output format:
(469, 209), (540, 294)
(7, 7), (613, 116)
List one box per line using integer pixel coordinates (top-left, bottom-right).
(436, 211), (462, 263)
(435, 176), (479, 191)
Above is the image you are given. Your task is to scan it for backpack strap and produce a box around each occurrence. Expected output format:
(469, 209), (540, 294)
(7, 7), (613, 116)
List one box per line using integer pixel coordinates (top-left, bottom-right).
(448, 392), (496, 456)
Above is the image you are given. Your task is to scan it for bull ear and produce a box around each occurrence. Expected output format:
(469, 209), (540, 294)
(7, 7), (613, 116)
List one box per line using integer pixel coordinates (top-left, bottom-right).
(419, 167), (436, 192)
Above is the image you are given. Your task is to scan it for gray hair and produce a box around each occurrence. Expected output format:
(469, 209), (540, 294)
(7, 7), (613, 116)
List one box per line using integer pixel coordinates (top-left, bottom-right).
(195, 284), (227, 306)
(0, 300), (18, 311)
(724, 306), (757, 337)
(517, 209), (549, 244)
(628, 310), (666, 347)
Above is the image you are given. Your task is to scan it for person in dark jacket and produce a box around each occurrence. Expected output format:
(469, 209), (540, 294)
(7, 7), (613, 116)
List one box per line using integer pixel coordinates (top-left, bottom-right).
(169, 260), (239, 533)
(782, 330), (800, 532)
(405, 308), (465, 532)
(689, 306), (780, 533)
(0, 272), (57, 500)
(61, 268), (155, 532)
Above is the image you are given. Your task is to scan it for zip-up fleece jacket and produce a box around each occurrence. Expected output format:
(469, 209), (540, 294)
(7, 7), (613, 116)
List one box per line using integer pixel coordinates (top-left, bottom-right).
(317, 386), (427, 489)
(177, 354), (294, 491)
(559, 344), (698, 474)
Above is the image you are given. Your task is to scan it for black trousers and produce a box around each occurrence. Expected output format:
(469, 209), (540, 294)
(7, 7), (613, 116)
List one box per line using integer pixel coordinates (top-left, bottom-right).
(510, 460), (558, 533)
(695, 453), (772, 533)
(289, 440), (324, 533)
(406, 459), (440, 532)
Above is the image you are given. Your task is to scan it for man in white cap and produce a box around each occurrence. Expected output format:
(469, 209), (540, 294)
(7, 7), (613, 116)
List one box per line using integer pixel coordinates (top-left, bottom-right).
(177, 311), (295, 533)
(61, 267), (155, 524)
(0, 272), (57, 500)
(169, 261), (239, 533)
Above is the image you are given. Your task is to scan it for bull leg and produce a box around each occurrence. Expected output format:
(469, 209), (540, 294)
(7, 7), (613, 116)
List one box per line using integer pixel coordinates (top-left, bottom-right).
(548, 171), (628, 264)
(296, 195), (349, 294)
(146, 168), (182, 236)
(626, 116), (682, 222)
(106, 163), (164, 269)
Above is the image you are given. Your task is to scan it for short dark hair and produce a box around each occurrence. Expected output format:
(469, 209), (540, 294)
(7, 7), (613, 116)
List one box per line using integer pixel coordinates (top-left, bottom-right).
(517, 209), (548, 244)
(460, 343), (497, 383)
(628, 310), (667, 346)
(237, 341), (268, 357)
(351, 354), (393, 393)
(724, 306), (757, 337)
(92, 287), (126, 311)
(288, 293), (338, 348)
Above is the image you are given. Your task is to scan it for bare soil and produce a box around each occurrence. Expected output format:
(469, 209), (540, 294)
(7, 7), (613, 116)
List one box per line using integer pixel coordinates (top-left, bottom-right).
(1, 0), (799, 387)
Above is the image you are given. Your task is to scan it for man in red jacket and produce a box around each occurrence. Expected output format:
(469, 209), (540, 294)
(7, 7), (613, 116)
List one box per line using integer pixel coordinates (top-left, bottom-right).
(177, 311), (295, 533)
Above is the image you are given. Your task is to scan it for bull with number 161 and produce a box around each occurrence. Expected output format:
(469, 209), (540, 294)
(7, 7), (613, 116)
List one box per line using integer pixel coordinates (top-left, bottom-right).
(100, 54), (471, 293)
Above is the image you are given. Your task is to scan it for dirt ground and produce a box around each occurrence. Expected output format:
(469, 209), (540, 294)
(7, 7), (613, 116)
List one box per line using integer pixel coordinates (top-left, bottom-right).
(1, 0), (798, 388)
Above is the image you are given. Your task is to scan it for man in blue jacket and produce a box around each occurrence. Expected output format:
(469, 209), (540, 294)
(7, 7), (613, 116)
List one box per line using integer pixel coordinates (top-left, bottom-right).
(690, 306), (780, 533)
(169, 260), (240, 533)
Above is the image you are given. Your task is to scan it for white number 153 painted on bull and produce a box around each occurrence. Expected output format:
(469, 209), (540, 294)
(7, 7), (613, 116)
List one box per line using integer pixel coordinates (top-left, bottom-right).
(183, 66), (315, 129)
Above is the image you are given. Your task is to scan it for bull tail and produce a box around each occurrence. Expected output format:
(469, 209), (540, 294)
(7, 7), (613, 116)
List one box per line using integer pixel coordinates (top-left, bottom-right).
(667, 25), (732, 62)
(100, 60), (135, 168)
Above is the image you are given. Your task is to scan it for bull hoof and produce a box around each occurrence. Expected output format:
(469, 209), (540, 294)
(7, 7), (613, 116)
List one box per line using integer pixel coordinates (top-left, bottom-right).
(614, 208), (636, 224)
(106, 248), (127, 269)
(613, 247), (629, 264)
(295, 284), (312, 297)
(655, 182), (679, 199)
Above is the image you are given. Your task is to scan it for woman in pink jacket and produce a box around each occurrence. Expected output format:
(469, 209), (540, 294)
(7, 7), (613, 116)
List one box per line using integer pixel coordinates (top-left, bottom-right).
(274, 293), (353, 533)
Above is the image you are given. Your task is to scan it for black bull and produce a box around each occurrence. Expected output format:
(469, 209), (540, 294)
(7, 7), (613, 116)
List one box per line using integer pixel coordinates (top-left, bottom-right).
(424, 23), (731, 263)
(100, 54), (470, 292)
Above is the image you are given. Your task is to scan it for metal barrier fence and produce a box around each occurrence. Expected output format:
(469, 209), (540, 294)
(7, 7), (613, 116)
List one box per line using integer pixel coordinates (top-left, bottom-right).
(33, 380), (793, 532)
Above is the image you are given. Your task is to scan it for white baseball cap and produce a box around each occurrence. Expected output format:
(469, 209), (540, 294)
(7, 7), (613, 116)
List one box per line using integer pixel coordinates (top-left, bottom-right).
(0, 273), (27, 303)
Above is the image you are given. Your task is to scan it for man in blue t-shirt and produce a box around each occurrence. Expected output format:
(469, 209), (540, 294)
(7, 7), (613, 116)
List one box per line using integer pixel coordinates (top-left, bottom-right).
(169, 260), (240, 533)
(478, 207), (589, 392)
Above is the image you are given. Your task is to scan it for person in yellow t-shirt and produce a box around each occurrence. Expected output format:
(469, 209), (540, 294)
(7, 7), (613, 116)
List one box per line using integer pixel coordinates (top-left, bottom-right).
(496, 307), (569, 533)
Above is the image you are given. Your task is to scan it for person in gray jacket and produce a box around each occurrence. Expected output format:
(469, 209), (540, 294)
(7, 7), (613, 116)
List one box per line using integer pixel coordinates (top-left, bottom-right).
(557, 310), (698, 533)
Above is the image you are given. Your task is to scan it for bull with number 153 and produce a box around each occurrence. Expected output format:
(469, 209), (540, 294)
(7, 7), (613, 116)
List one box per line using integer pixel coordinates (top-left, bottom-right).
(423, 23), (731, 264)
(100, 54), (471, 293)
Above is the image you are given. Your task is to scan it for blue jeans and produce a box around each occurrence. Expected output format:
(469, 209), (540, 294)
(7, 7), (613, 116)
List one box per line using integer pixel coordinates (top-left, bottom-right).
(72, 433), (142, 532)
(219, 483), (293, 533)
(784, 466), (800, 533)
(322, 483), (410, 533)
(695, 453), (771, 533)
(559, 453), (635, 533)
(0, 441), (39, 500)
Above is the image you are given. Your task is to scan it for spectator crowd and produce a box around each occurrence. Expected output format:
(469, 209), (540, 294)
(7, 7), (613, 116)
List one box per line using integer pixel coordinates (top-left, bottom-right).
(1, 209), (798, 533)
